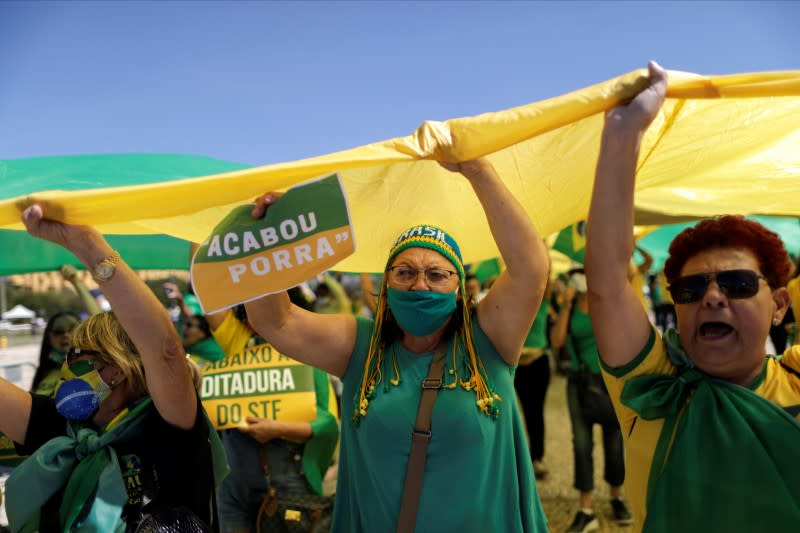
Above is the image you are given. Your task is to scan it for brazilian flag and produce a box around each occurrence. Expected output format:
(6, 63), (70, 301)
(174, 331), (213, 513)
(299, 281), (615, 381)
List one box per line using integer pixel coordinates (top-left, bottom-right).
(552, 221), (586, 264)
(0, 432), (26, 467)
(0, 154), (249, 276)
(469, 258), (502, 283)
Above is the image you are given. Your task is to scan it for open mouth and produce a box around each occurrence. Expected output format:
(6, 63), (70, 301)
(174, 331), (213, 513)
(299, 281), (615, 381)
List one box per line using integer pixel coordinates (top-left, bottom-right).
(699, 321), (734, 340)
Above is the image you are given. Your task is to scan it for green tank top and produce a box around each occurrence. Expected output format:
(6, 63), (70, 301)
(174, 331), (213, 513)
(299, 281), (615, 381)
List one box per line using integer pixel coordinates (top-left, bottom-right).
(334, 317), (548, 532)
(523, 300), (550, 350)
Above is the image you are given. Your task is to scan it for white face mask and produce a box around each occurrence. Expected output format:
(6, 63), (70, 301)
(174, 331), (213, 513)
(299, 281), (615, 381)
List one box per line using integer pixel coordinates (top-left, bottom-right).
(570, 273), (587, 293)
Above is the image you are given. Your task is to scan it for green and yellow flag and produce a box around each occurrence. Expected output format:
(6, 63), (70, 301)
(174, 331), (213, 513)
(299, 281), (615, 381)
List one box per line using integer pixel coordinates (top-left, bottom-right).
(552, 221), (587, 264)
(1, 69), (799, 274)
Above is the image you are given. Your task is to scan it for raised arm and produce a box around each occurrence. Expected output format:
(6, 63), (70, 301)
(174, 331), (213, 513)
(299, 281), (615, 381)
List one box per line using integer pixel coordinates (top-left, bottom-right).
(634, 244), (654, 275)
(244, 194), (357, 378)
(22, 205), (197, 429)
(163, 282), (195, 320)
(585, 62), (667, 367)
(441, 159), (549, 365)
(60, 264), (102, 315)
(549, 284), (577, 350)
(321, 272), (351, 314)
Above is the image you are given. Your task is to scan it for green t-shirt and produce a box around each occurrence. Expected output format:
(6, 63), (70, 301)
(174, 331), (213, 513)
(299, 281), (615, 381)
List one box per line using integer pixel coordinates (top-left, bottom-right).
(334, 317), (548, 532)
(523, 300), (549, 350)
(566, 307), (601, 373)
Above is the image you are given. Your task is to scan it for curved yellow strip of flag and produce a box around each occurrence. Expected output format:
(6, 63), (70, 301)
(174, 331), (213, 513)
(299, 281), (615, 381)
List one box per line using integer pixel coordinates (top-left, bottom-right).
(1, 68), (799, 273)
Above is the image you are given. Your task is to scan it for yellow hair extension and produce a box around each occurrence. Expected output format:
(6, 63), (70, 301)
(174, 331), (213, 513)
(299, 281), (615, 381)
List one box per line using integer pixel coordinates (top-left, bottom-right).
(456, 289), (501, 418)
(354, 277), (390, 422)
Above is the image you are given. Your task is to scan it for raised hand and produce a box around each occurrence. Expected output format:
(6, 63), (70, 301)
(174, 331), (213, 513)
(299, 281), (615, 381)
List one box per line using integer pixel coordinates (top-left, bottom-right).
(251, 191), (285, 219)
(605, 61), (668, 138)
(22, 205), (99, 253)
(60, 264), (79, 282)
(163, 282), (182, 301)
(437, 158), (494, 181)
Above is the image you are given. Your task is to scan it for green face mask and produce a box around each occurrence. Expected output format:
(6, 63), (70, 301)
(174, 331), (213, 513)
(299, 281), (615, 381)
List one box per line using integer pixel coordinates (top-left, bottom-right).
(49, 349), (67, 365)
(386, 287), (457, 336)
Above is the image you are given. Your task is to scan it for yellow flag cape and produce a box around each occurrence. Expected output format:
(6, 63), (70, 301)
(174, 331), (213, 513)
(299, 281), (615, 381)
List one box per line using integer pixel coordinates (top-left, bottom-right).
(1, 68), (799, 273)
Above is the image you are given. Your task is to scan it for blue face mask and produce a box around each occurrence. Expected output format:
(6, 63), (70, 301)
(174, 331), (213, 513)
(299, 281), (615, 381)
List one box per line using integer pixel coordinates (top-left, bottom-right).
(54, 359), (113, 421)
(386, 287), (458, 337)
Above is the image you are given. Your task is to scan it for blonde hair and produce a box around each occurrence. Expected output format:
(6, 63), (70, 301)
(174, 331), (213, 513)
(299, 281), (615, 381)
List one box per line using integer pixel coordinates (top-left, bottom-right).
(70, 312), (148, 397)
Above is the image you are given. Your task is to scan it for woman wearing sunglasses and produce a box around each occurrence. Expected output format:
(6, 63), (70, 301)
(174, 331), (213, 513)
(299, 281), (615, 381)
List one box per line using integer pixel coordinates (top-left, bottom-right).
(182, 315), (225, 369)
(29, 265), (103, 397)
(30, 310), (82, 397)
(0, 204), (226, 532)
(585, 62), (799, 532)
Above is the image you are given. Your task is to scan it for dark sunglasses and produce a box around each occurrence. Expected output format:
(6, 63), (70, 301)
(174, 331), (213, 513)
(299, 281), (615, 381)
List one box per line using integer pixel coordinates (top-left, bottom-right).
(66, 347), (103, 375)
(668, 269), (768, 304)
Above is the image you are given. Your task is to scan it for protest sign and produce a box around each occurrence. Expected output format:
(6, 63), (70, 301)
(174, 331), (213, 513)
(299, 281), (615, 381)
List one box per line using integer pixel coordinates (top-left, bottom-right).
(200, 342), (316, 430)
(192, 173), (354, 313)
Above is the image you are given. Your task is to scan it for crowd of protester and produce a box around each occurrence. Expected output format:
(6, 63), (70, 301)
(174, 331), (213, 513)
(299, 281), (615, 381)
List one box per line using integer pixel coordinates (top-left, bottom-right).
(0, 63), (798, 533)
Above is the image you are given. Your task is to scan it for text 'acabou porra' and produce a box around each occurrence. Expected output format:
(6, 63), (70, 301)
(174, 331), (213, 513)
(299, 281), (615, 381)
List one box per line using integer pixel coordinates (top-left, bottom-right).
(204, 212), (350, 283)
(190, 173), (355, 315)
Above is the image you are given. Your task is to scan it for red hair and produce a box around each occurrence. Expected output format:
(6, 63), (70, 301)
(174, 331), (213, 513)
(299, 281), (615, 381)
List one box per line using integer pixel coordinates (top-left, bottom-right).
(664, 216), (791, 288)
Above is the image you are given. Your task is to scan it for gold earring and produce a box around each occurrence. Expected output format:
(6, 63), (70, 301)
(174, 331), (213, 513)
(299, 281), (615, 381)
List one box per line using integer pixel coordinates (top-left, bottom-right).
(773, 317), (780, 326)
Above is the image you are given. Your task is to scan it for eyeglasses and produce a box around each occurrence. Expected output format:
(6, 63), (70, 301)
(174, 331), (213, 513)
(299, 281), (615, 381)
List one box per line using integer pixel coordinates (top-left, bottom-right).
(668, 269), (768, 304)
(387, 265), (457, 288)
(183, 322), (200, 330)
(51, 329), (69, 336)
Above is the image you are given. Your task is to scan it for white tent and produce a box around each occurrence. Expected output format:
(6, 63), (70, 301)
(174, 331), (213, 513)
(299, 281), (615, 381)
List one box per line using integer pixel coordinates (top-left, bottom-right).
(2, 305), (35, 320)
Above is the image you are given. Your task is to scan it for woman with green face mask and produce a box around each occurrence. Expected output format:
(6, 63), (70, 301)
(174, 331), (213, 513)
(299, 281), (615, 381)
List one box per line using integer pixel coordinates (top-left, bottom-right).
(244, 157), (551, 532)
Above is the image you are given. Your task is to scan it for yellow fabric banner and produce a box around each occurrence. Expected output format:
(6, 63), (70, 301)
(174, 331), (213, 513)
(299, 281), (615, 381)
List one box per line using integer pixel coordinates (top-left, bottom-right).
(2, 68), (799, 273)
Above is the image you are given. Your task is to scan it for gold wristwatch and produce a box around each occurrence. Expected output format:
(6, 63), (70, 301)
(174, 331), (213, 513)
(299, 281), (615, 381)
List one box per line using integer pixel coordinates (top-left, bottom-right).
(91, 251), (121, 284)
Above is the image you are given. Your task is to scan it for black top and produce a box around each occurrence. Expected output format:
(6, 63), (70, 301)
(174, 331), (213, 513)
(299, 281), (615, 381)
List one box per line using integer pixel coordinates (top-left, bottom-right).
(16, 393), (218, 532)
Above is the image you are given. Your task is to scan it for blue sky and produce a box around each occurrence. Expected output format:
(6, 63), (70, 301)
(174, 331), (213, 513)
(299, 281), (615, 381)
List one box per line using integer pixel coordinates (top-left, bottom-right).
(2, 1), (798, 166)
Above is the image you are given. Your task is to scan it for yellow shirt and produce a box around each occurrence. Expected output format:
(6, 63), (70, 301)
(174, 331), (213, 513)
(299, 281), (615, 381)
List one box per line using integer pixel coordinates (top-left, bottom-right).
(789, 277), (800, 315)
(602, 330), (800, 532)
